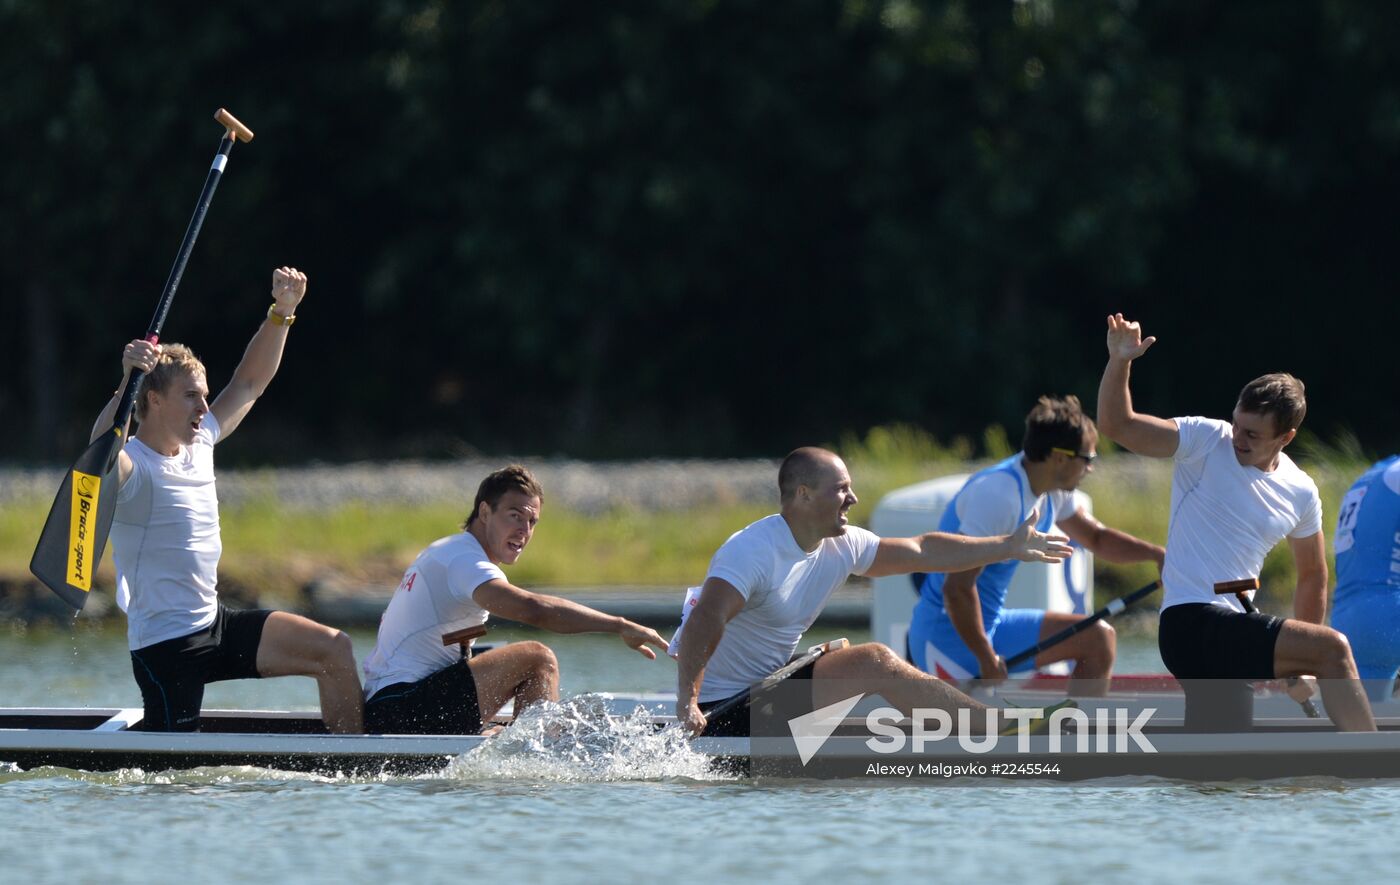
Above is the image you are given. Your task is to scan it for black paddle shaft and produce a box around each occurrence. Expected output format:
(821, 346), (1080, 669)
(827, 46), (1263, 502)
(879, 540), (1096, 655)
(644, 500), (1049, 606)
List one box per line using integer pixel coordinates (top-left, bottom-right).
(1004, 580), (1160, 669)
(29, 113), (251, 609)
(109, 132), (239, 441)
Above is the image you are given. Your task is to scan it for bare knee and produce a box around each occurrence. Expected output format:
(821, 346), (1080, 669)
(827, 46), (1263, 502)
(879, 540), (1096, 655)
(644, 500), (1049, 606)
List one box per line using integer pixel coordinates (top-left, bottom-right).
(855, 642), (904, 675)
(1317, 629), (1357, 678)
(1089, 621), (1116, 656)
(519, 641), (558, 680)
(315, 629), (357, 673)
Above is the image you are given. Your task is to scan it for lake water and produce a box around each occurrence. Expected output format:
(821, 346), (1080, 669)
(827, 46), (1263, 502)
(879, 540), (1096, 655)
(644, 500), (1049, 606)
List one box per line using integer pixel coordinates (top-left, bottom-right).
(2, 624), (1396, 884)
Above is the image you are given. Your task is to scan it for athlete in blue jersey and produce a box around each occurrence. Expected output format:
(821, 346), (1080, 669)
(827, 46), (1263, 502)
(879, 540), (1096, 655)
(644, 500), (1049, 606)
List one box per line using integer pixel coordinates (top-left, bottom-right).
(908, 396), (1164, 693)
(1330, 456), (1400, 700)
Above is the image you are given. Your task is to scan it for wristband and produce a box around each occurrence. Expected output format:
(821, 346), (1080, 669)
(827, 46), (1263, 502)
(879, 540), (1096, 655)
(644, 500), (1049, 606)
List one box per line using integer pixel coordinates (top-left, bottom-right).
(267, 304), (297, 327)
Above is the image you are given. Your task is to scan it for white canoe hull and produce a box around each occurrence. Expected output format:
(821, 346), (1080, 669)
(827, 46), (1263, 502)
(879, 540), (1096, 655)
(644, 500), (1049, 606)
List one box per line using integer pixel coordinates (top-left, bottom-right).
(9, 704), (1400, 781)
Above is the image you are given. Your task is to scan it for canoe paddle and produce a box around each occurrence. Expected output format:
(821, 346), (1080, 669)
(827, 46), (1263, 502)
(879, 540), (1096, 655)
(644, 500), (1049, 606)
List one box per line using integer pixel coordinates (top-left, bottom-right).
(1004, 580), (1161, 670)
(1214, 578), (1321, 718)
(29, 109), (255, 610)
(700, 637), (850, 730)
(442, 624), (490, 660)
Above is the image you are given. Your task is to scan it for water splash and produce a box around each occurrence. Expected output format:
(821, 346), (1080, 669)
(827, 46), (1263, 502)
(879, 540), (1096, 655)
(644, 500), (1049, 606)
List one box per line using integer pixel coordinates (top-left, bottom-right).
(440, 693), (732, 783)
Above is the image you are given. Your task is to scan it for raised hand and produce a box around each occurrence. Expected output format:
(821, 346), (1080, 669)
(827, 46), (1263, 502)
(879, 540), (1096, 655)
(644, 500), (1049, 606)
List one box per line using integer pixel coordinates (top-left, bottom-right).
(121, 339), (161, 375)
(1008, 509), (1073, 563)
(271, 266), (308, 313)
(1106, 313), (1156, 362)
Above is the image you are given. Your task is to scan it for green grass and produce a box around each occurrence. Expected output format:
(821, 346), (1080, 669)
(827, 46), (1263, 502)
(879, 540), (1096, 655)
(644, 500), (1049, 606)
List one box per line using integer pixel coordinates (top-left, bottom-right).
(221, 499), (780, 588)
(0, 500), (48, 576)
(0, 494), (774, 596)
(839, 423), (1374, 607)
(0, 425), (1376, 610)
(508, 504), (774, 586)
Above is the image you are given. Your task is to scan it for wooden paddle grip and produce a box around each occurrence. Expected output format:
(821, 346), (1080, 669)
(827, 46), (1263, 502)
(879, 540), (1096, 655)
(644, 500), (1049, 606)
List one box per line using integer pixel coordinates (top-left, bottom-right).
(442, 624), (489, 647)
(214, 108), (255, 143)
(1213, 578), (1260, 595)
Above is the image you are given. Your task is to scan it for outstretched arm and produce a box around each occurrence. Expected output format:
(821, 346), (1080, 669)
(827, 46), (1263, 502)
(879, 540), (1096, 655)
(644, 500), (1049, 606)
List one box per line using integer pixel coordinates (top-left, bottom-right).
(210, 267), (307, 439)
(1097, 313), (1180, 458)
(675, 578), (746, 735)
(864, 509), (1072, 578)
(1057, 510), (1165, 568)
(472, 579), (669, 655)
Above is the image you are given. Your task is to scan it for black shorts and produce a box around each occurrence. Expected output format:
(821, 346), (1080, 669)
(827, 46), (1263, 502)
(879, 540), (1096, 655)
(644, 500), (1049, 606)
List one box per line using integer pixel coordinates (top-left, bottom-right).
(698, 659), (817, 738)
(130, 604), (273, 732)
(1158, 603), (1285, 680)
(364, 659), (484, 735)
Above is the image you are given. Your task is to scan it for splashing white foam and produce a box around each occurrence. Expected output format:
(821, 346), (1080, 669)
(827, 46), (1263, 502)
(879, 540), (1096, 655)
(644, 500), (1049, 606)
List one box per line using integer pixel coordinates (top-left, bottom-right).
(439, 693), (732, 783)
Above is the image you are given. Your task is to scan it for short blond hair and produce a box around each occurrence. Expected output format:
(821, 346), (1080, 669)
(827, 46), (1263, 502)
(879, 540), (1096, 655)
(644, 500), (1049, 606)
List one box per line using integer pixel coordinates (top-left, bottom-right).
(135, 343), (206, 421)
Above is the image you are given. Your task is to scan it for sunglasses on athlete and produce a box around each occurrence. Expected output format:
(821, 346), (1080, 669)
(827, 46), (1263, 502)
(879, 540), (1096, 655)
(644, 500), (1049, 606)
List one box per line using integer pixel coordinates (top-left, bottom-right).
(1051, 447), (1097, 464)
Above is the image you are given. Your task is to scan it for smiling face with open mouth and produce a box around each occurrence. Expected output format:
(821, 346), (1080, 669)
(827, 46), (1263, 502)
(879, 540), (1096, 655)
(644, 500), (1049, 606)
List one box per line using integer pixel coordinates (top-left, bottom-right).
(474, 490), (542, 565)
(806, 455), (859, 539)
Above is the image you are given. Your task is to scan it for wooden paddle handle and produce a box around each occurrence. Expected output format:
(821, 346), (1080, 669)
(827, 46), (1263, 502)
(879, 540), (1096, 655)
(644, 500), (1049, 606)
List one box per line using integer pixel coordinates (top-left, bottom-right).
(214, 108), (255, 143)
(1216, 577), (1261, 616)
(1213, 578), (1260, 595)
(442, 624), (489, 647)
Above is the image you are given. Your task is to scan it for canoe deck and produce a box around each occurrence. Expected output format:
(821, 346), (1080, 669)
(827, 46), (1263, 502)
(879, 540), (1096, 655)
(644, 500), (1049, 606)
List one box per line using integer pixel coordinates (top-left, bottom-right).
(9, 694), (1400, 781)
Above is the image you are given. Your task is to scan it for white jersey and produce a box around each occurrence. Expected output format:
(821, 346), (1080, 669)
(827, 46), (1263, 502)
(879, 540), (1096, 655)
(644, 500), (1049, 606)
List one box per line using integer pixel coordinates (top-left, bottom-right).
(1161, 416), (1323, 612)
(111, 412), (224, 650)
(362, 532), (503, 698)
(698, 514), (880, 702)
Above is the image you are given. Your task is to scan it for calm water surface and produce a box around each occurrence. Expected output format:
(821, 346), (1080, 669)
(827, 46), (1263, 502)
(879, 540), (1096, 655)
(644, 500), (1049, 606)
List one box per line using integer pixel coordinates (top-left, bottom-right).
(2, 625), (1395, 884)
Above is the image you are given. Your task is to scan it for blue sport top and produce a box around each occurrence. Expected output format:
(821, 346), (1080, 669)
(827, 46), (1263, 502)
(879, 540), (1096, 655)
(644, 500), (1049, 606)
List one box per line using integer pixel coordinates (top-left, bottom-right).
(1335, 455), (1400, 597)
(916, 454), (1072, 624)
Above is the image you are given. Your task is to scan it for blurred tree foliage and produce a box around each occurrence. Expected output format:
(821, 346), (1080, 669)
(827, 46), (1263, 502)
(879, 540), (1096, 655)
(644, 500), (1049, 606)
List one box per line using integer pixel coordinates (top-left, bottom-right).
(2, 0), (1396, 463)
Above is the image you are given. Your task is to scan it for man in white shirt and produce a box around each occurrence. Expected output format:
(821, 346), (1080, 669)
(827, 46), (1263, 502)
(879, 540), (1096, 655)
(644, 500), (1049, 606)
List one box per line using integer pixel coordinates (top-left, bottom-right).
(676, 447), (1075, 737)
(1097, 313), (1374, 731)
(102, 268), (364, 733)
(362, 465), (669, 734)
